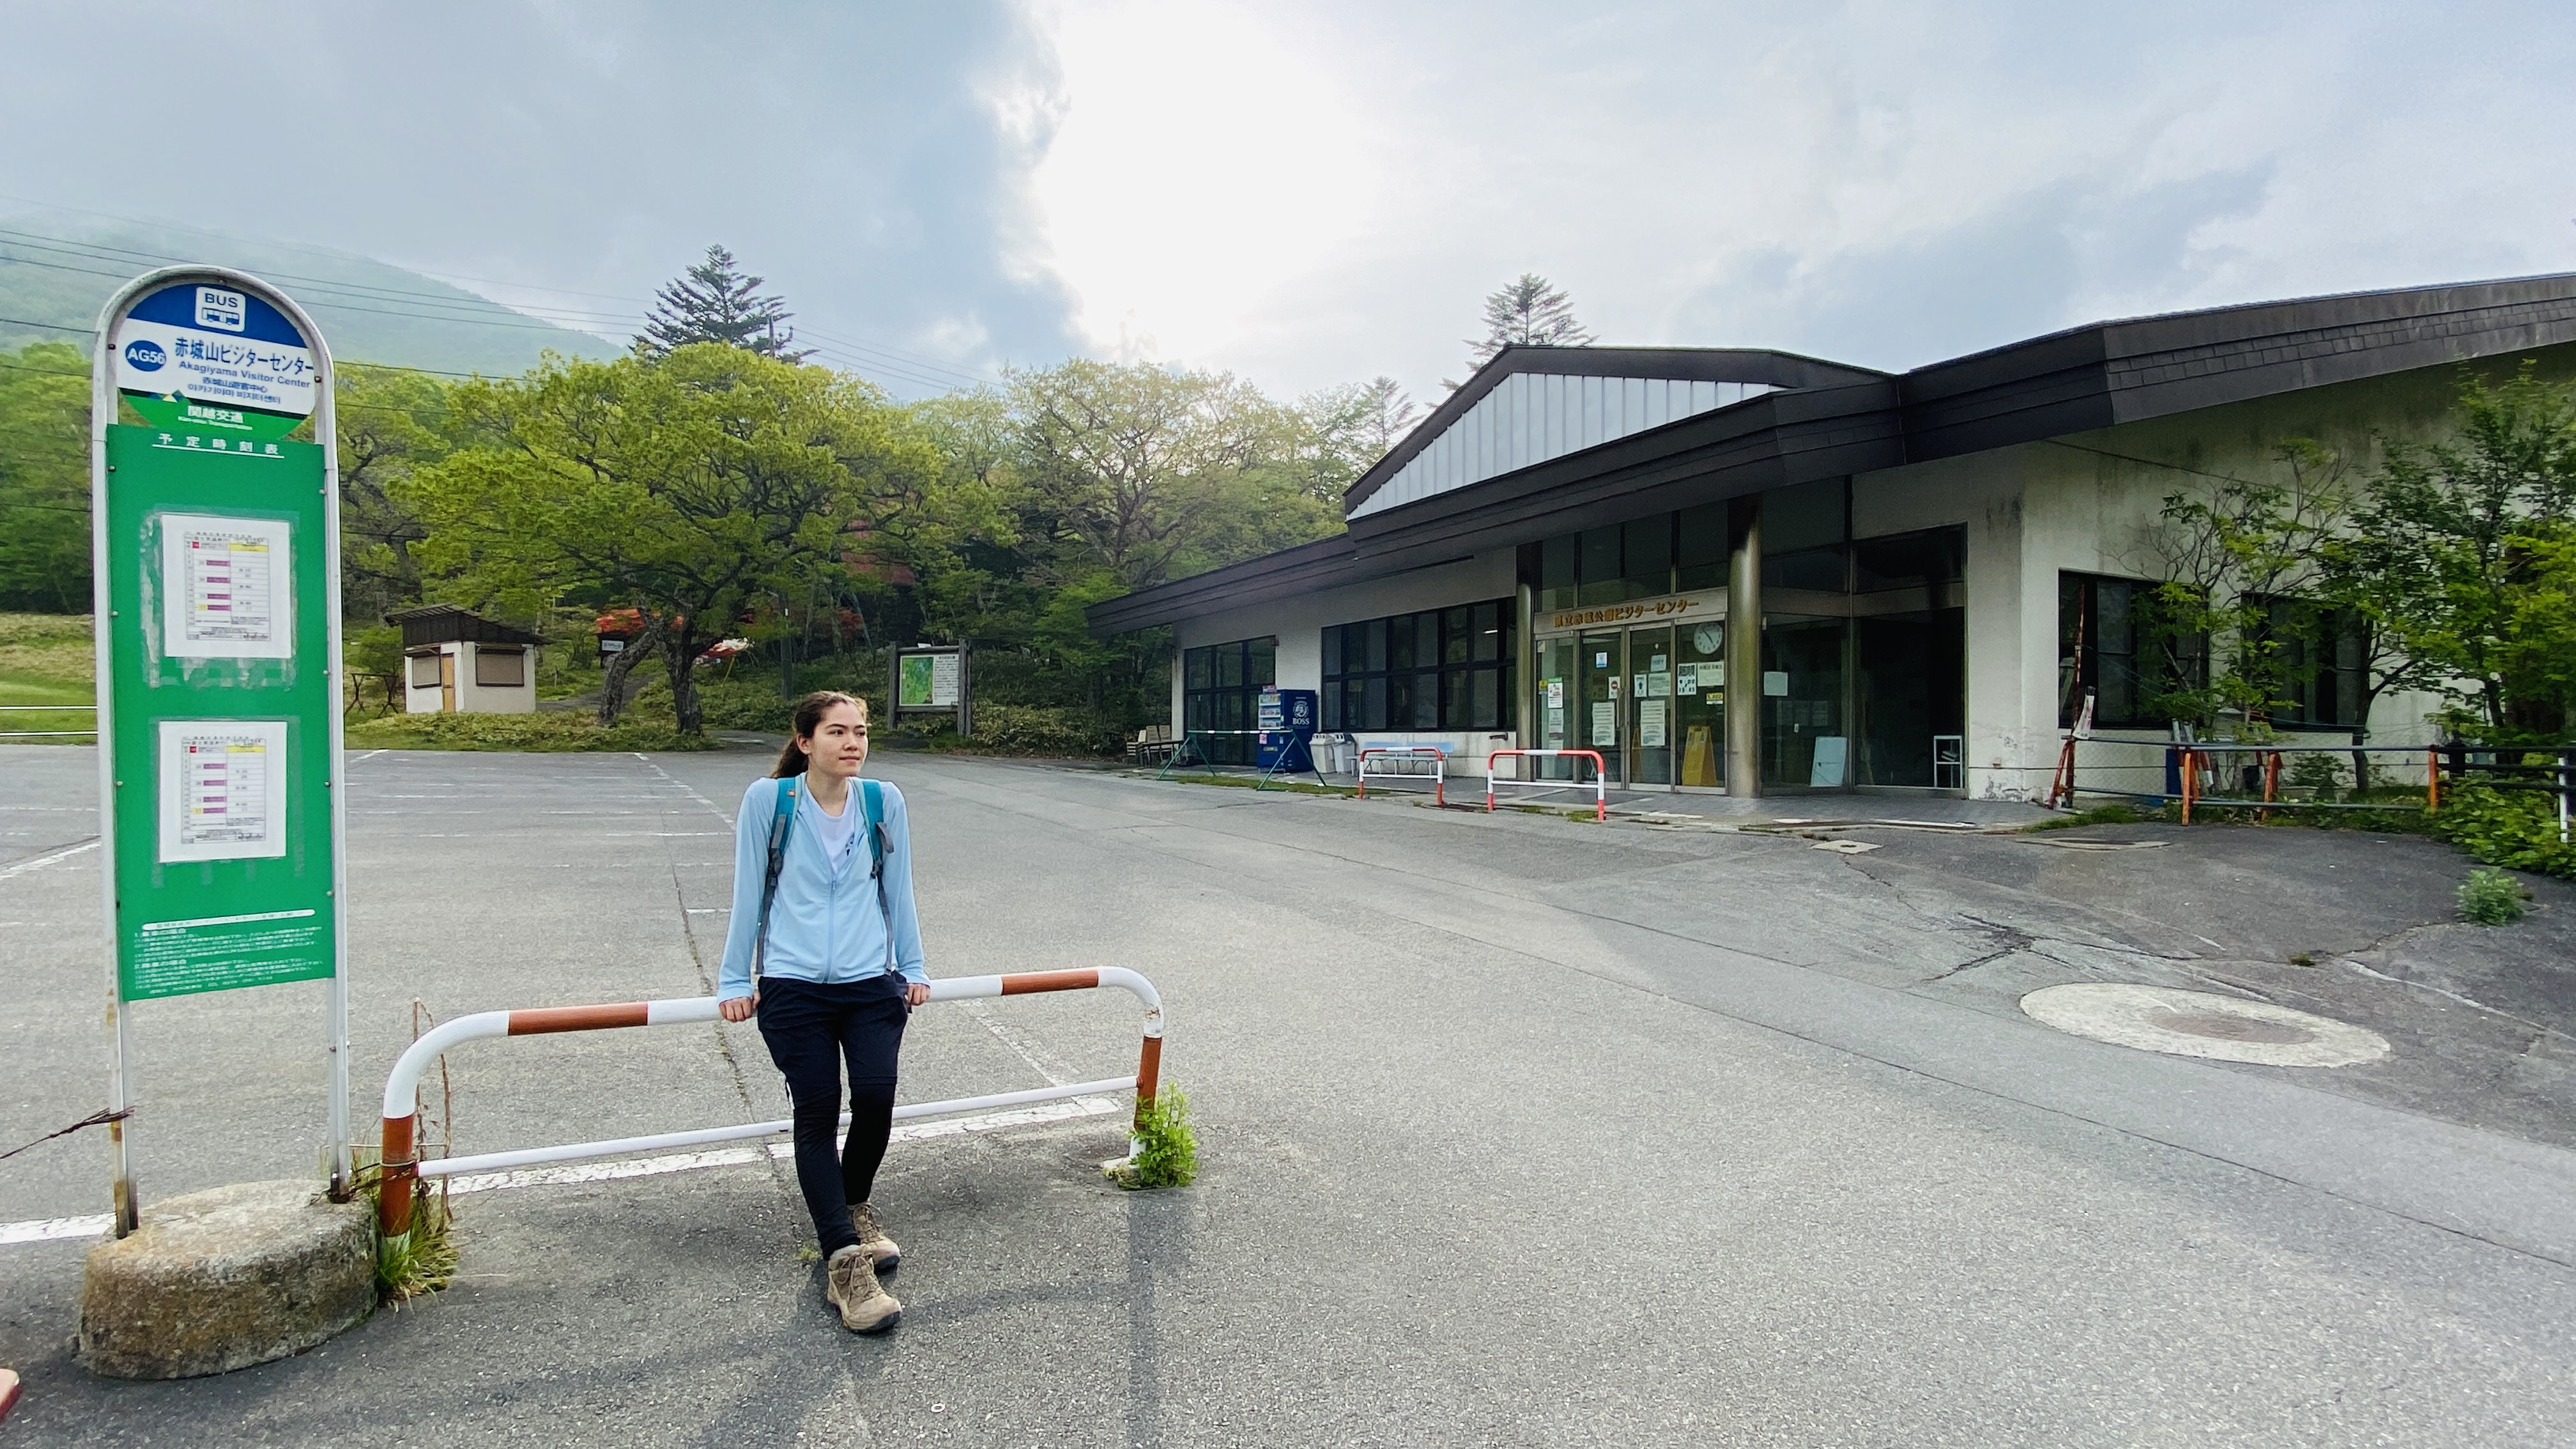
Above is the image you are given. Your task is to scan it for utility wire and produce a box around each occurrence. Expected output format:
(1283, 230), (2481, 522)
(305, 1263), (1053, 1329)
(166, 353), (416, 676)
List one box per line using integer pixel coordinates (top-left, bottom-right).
(0, 218), (999, 392)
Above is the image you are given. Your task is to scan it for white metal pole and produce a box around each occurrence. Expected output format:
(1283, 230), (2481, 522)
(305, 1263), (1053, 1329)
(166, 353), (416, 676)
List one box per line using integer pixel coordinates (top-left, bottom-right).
(91, 274), (142, 1236)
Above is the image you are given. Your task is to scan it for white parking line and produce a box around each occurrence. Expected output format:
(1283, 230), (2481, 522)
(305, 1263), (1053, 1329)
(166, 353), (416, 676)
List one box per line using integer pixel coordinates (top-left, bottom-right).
(0, 838), (98, 883)
(0, 1097), (1121, 1248)
(0, 1213), (112, 1246)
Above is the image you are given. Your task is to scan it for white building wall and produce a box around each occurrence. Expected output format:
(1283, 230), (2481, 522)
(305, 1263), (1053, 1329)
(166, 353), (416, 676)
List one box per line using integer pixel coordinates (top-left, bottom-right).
(401, 642), (539, 715)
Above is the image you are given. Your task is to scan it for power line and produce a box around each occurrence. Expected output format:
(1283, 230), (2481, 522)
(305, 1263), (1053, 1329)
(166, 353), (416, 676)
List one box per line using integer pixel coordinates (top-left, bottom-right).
(0, 215), (1002, 390)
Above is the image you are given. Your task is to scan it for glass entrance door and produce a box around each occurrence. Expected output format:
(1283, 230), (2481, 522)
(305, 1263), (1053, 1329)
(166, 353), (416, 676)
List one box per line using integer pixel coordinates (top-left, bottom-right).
(1675, 620), (1725, 787)
(1575, 631), (1623, 784)
(1628, 627), (1673, 786)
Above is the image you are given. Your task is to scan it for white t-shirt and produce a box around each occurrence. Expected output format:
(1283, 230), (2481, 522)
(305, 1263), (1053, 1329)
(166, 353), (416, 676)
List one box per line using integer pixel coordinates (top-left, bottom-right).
(806, 783), (859, 875)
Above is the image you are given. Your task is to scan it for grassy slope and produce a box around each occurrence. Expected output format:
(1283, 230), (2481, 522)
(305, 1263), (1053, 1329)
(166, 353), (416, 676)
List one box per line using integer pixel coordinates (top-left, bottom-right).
(0, 611), (94, 741)
(0, 210), (619, 375)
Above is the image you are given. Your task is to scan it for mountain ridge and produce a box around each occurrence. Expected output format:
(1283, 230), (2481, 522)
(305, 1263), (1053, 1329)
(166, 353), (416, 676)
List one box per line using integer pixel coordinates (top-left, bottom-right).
(0, 208), (623, 376)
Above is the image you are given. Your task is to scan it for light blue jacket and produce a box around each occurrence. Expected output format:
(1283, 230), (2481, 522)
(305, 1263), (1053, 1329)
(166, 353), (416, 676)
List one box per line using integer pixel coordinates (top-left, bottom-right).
(716, 774), (928, 1002)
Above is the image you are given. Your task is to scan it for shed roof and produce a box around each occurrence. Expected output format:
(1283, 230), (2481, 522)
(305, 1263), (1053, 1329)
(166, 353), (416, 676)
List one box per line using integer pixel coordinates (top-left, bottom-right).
(387, 604), (546, 649)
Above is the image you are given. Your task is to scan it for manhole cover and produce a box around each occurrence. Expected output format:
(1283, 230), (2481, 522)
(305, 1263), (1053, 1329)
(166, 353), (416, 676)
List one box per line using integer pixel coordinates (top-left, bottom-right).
(2018, 983), (2389, 1067)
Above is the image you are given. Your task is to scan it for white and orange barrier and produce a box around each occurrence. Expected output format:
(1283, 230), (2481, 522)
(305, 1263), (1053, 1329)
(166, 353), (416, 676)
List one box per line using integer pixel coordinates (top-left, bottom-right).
(375, 967), (1165, 1236)
(1485, 749), (1608, 822)
(1356, 746), (1447, 804)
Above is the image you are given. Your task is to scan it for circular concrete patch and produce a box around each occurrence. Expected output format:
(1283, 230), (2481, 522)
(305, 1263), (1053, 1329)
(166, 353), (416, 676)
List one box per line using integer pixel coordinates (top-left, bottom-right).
(2019, 983), (2391, 1068)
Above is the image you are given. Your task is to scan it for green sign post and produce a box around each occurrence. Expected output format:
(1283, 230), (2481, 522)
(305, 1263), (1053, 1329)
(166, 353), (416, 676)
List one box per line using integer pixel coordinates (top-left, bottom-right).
(91, 268), (348, 1234)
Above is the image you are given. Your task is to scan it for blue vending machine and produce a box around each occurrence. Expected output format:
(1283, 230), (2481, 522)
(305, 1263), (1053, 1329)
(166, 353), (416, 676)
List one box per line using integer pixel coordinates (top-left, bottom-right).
(1257, 687), (1319, 772)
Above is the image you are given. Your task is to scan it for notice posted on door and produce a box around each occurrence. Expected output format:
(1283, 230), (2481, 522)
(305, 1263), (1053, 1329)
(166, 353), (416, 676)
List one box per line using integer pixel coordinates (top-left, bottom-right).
(160, 513), (294, 659)
(158, 719), (289, 863)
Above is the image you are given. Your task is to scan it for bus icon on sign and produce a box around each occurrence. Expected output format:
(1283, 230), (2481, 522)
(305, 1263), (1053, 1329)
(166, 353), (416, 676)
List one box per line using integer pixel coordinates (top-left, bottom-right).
(195, 287), (247, 332)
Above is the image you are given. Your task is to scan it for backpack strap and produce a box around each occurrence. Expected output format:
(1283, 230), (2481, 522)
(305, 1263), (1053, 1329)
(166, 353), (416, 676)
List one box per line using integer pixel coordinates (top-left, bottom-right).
(752, 776), (799, 985)
(859, 779), (897, 976)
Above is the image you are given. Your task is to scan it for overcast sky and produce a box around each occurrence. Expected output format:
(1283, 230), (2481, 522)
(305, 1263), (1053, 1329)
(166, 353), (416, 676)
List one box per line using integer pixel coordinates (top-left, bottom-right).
(6, 1), (2573, 401)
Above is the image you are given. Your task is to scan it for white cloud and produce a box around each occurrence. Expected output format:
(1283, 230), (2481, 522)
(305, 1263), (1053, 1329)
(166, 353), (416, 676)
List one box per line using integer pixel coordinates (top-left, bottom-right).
(1029, 0), (1393, 369)
(1020, 1), (2576, 398)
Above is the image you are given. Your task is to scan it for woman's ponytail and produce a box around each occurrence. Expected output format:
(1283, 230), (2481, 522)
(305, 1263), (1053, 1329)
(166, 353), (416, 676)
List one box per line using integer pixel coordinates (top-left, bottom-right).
(772, 691), (868, 777)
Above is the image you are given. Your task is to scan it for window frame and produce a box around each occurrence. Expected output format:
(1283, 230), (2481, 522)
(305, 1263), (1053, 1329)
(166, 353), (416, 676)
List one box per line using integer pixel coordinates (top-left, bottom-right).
(1181, 637), (1276, 763)
(2058, 571), (2204, 729)
(1321, 599), (1515, 733)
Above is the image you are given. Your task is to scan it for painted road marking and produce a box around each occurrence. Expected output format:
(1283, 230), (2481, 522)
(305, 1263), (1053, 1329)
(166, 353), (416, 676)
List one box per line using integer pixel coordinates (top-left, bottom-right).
(0, 839), (99, 883)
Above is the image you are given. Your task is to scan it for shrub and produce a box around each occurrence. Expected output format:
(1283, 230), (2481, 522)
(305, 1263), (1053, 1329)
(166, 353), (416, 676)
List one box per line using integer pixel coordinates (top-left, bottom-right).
(344, 710), (717, 753)
(1107, 1083), (1199, 1190)
(2428, 783), (2576, 879)
(2458, 866), (2529, 926)
(954, 703), (1119, 758)
(2287, 753), (2348, 797)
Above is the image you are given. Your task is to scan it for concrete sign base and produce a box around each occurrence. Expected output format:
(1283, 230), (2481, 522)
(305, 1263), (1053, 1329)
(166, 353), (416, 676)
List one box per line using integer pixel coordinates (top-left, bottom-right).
(77, 1181), (373, 1379)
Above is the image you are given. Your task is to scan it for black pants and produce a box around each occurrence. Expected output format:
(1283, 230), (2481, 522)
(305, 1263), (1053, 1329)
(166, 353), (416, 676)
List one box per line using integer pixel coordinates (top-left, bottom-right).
(755, 974), (908, 1256)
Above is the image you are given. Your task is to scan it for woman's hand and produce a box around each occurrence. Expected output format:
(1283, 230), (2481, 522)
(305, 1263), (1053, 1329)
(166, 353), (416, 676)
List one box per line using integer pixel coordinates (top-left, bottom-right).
(719, 992), (758, 1023)
(905, 982), (930, 1008)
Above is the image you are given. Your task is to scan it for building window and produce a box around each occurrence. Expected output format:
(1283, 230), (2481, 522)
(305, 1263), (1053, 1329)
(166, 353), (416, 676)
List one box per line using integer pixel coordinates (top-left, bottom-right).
(1531, 520), (1683, 611)
(408, 652), (442, 689)
(2264, 601), (2368, 728)
(1322, 600), (1514, 732)
(474, 647), (528, 687)
(2058, 572), (2203, 728)
(1183, 637), (1275, 764)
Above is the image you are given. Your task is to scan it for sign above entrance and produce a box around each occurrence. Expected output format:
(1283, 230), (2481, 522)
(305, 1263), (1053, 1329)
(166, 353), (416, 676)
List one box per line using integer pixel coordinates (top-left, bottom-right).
(114, 281), (318, 434)
(1542, 592), (1712, 633)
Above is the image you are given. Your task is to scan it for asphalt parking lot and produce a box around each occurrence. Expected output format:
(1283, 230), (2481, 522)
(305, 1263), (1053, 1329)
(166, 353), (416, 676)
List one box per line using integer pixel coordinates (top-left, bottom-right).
(3, 742), (2574, 1446)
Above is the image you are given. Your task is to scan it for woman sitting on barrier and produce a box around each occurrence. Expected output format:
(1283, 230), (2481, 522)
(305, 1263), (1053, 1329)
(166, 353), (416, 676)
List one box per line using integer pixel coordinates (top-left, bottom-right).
(716, 690), (929, 1334)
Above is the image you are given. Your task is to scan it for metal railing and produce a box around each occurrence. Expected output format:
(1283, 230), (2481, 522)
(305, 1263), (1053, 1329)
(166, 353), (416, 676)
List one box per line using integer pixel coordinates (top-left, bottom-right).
(1356, 746), (1446, 804)
(1154, 729), (1324, 790)
(1485, 748), (1609, 822)
(376, 967), (1165, 1236)
(0, 704), (97, 740)
(2174, 743), (2446, 824)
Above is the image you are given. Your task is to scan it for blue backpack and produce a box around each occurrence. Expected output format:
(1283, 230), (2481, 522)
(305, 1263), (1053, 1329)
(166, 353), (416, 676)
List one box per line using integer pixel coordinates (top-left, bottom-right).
(751, 776), (894, 983)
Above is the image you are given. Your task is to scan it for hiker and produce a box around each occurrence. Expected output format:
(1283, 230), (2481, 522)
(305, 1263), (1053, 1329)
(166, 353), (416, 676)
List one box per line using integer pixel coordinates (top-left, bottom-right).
(716, 691), (928, 1333)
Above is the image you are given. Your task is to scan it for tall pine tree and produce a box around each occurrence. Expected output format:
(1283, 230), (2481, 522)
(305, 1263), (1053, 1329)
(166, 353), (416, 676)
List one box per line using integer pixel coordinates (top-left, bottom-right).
(637, 245), (812, 360)
(1465, 273), (1594, 372)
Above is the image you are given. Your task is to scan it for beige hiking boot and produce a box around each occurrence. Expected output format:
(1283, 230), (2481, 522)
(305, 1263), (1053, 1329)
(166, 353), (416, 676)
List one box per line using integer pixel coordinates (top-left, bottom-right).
(851, 1202), (902, 1274)
(825, 1245), (901, 1333)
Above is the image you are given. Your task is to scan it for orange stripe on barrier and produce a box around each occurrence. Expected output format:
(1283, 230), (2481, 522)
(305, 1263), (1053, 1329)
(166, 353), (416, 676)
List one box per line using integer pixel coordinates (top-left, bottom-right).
(1000, 969), (1101, 995)
(378, 1115), (417, 1236)
(1133, 1035), (1163, 1129)
(508, 1003), (650, 1035)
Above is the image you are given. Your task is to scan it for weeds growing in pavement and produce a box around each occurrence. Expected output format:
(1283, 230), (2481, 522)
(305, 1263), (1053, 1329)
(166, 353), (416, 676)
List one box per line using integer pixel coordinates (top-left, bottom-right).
(1108, 1084), (1199, 1190)
(2024, 804), (2150, 832)
(2458, 867), (2530, 926)
(349, 1146), (458, 1305)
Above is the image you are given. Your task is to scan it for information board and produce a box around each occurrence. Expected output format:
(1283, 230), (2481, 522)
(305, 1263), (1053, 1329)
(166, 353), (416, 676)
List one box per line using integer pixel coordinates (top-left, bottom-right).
(98, 278), (340, 1002)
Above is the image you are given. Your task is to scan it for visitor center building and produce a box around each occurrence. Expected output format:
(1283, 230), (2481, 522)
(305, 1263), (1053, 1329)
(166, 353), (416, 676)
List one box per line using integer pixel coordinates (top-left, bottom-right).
(1087, 275), (2576, 799)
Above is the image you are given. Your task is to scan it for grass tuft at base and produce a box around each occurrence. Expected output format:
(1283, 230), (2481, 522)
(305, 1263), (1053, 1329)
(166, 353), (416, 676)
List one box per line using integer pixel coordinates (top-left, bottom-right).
(1106, 1084), (1199, 1190)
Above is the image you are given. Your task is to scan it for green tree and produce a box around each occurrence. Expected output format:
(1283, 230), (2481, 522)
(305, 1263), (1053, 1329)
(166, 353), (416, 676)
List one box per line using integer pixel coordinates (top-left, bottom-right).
(1465, 273), (1593, 373)
(1295, 376), (1418, 503)
(2324, 365), (2576, 739)
(401, 343), (935, 733)
(2138, 441), (2349, 732)
(334, 362), (458, 620)
(1008, 359), (1333, 592)
(0, 341), (93, 612)
(638, 245), (811, 360)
